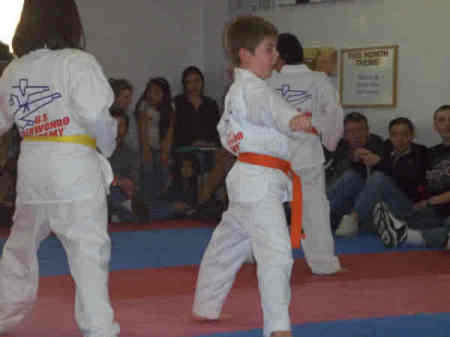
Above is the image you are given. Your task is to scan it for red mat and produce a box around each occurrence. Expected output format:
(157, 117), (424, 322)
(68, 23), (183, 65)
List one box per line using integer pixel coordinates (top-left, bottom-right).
(4, 250), (450, 337)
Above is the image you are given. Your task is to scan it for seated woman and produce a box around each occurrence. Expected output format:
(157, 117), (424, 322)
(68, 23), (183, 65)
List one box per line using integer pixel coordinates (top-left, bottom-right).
(173, 66), (232, 206)
(336, 117), (428, 236)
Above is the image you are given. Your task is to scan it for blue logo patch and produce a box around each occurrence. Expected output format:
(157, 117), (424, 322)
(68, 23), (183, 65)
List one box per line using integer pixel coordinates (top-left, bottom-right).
(277, 84), (312, 106)
(10, 79), (62, 130)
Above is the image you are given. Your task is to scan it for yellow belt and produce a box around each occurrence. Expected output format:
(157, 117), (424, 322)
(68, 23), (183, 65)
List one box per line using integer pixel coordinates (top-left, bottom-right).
(23, 135), (96, 149)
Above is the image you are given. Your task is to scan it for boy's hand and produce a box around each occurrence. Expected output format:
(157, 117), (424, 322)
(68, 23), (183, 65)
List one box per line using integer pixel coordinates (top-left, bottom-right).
(289, 114), (313, 132)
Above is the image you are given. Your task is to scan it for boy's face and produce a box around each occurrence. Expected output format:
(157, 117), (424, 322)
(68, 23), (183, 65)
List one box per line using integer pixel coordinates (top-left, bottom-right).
(389, 123), (413, 153)
(434, 108), (450, 143)
(241, 36), (278, 79)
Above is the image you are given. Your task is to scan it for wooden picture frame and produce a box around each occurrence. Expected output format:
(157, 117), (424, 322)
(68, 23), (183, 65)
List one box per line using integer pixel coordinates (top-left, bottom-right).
(339, 45), (398, 108)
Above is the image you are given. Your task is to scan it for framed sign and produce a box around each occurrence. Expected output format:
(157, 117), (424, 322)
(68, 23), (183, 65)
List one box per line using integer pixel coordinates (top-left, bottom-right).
(339, 45), (398, 107)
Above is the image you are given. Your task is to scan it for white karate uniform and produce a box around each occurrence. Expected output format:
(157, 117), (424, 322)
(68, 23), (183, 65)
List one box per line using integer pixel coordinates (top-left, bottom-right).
(0, 48), (120, 337)
(268, 64), (344, 275)
(193, 68), (312, 337)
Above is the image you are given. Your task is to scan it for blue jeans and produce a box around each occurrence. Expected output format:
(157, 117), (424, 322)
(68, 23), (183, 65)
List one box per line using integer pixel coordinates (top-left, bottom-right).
(140, 150), (177, 220)
(392, 206), (449, 248)
(419, 215), (450, 248)
(353, 171), (414, 224)
(140, 150), (170, 203)
(327, 169), (365, 229)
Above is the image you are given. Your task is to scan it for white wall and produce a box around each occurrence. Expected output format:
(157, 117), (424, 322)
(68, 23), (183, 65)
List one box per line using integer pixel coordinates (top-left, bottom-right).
(77, 0), (205, 148)
(202, 1), (230, 107)
(203, 0), (450, 146)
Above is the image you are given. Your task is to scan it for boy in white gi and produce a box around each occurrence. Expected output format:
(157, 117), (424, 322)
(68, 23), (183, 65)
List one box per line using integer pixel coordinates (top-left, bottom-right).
(268, 33), (344, 275)
(193, 16), (320, 337)
(0, 1), (119, 336)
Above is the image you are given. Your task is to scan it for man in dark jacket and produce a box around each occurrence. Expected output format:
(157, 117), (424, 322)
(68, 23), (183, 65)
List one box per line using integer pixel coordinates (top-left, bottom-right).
(326, 112), (384, 232)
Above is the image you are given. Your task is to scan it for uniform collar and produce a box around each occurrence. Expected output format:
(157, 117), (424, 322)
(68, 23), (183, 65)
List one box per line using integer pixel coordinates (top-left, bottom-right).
(234, 67), (263, 81)
(280, 64), (310, 75)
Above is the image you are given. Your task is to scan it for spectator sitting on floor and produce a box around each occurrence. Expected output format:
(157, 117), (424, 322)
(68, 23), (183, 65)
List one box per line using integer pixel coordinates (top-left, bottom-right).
(173, 66), (232, 207)
(326, 111), (384, 231)
(109, 107), (139, 222)
(336, 117), (428, 237)
(373, 105), (450, 249)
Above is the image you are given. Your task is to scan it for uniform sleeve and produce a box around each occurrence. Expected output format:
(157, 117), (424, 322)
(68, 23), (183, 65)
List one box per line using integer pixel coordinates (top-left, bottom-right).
(311, 75), (344, 151)
(0, 67), (15, 136)
(67, 52), (117, 157)
(243, 79), (311, 140)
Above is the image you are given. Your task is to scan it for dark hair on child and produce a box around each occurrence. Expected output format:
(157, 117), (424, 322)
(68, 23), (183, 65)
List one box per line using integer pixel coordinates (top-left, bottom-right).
(389, 117), (415, 134)
(134, 77), (174, 141)
(13, 0), (86, 57)
(344, 111), (369, 128)
(277, 33), (303, 65)
(109, 78), (133, 99)
(181, 66), (205, 95)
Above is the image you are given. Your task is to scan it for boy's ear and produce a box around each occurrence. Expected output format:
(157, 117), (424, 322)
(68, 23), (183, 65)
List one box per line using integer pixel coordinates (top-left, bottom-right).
(239, 47), (252, 64)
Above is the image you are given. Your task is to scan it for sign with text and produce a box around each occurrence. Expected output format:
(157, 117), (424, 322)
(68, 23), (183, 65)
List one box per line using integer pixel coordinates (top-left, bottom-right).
(340, 45), (398, 107)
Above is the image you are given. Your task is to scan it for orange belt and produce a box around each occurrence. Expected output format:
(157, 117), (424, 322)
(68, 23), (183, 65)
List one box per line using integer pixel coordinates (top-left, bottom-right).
(237, 152), (305, 248)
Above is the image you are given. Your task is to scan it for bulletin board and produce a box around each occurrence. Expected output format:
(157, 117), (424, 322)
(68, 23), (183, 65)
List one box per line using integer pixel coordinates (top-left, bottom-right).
(339, 45), (398, 108)
(304, 47), (337, 76)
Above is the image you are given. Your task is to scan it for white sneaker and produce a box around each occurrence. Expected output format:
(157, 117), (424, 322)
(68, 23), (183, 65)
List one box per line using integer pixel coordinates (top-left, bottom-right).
(335, 214), (358, 237)
(111, 214), (120, 223)
(121, 199), (133, 212)
(378, 205), (407, 248)
(446, 233), (450, 250)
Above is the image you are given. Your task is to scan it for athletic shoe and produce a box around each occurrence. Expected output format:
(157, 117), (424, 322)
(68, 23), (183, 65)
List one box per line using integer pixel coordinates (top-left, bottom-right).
(372, 202), (391, 235)
(335, 214), (358, 237)
(446, 233), (450, 250)
(378, 205), (407, 248)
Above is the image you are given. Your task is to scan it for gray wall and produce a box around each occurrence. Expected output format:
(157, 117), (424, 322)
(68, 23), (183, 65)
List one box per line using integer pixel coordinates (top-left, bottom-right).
(77, 0), (205, 148)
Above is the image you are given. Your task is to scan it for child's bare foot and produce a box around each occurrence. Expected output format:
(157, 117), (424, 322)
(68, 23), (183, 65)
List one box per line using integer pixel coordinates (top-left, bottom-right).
(336, 267), (348, 273)
(192, 312), (231, 321)
(270, 331), (293, 337)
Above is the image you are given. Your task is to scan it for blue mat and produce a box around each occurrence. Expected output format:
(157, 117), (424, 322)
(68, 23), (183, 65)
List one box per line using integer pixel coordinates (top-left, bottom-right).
(0, 227), (428, 277)
(195, 312), (450, 337)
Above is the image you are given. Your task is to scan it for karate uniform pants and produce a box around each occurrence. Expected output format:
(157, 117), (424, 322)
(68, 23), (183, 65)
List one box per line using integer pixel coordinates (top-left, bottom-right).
(298, 165), (341, 275)
(0, 187), (120, 337)
(193, 183), (293, 337)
